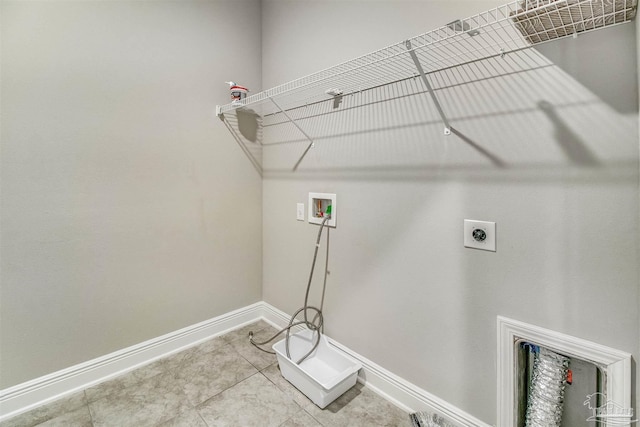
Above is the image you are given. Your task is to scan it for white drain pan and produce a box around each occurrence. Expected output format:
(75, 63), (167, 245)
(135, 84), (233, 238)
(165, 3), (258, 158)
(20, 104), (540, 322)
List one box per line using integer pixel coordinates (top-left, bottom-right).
(272, 329), (361, 408)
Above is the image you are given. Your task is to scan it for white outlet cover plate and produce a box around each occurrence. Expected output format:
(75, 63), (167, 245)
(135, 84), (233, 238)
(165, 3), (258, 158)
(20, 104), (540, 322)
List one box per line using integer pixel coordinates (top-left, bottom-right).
(464, 219), (496, 252)
(296, 203), (305, 221)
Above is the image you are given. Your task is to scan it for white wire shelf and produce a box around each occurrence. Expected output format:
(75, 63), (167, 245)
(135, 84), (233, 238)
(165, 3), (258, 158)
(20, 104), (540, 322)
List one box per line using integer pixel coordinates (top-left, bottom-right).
(217, 0), (636, 173)
(218, 0), (636, 119)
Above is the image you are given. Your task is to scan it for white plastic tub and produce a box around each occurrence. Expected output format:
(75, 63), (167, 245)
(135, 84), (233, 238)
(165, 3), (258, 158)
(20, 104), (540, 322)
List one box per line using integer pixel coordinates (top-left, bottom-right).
(272, 329), (362, 408)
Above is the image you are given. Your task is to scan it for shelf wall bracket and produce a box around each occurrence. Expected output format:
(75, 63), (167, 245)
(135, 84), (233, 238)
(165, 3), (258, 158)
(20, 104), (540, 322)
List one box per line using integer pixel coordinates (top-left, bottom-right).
(268, 96), (316, 171)
(405, 40), (451, 136)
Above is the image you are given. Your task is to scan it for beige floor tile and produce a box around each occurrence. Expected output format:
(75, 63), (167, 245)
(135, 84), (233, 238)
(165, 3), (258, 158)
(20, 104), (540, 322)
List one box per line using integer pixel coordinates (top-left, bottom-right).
(230, 326), (279, 370)
(160, 336), (227, 374)
(197, 373), (301, 427)
(262, 362), (313, 408)
(279, 409), (323, 427)
(173, 344), (258, 406)
(303, 383), (409, 427)
(84, 359), (165, 403)
(155, 408), (207, 427)
(0, 391), (87, 427)
(35, 406), (93, 427)
(87, 372), (191, 427)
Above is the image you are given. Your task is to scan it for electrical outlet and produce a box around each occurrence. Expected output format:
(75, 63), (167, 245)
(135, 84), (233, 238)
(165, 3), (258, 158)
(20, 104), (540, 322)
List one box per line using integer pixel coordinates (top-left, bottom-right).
(296, 203), (305, 221)
(464, 219), (496, 252)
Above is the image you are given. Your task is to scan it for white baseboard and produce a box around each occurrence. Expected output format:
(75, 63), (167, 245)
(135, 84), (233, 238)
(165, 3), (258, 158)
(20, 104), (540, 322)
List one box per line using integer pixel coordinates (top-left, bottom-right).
(261, 302), (491, 427)
(0, 302), (264, 421)
(1, 301), (491, 427)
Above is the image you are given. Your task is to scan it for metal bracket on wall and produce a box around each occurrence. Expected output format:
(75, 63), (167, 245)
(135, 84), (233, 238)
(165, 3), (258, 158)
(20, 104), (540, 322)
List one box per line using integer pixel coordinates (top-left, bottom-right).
(405, 40), (451, 136)
(268, 96), (316, 171)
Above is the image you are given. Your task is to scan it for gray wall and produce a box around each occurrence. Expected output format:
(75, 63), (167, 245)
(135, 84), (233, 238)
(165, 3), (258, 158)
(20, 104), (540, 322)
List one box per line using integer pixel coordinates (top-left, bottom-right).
(0, 0), (263, 388)
(2, 1), (638, 423)
(637, 15), (640, 427)
(261, 0), (639, 424)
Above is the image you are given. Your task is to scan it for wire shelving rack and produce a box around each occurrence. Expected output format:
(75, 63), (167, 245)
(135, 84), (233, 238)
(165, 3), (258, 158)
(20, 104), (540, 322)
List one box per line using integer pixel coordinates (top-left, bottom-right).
(217, 0), (637, 172)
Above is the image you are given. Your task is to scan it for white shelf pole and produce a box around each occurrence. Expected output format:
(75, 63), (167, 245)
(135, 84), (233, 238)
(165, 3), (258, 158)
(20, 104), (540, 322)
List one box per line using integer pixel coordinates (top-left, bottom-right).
(268, 96), (315, 171)
(405, 40), (451, 136)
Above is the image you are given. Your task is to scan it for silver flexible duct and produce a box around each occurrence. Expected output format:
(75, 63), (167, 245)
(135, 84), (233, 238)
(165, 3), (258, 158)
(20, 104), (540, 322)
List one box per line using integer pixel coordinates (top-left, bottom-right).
(409, 410), (458, 427)
(525, 346), (570, 427)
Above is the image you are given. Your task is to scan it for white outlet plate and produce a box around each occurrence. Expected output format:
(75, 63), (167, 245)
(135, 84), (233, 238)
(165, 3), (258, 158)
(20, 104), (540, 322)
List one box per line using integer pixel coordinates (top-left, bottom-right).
(464, 219), (496, 252)
(296, 203), (305, 221)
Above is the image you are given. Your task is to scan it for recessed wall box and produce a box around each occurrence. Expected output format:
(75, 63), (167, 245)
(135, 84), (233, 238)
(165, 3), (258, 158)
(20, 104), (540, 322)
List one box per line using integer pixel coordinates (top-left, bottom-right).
(308, 193), (336, 227)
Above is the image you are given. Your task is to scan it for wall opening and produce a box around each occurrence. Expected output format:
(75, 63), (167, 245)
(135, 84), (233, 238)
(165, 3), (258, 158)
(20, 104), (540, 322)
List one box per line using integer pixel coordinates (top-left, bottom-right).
(498, 316), (633, 427)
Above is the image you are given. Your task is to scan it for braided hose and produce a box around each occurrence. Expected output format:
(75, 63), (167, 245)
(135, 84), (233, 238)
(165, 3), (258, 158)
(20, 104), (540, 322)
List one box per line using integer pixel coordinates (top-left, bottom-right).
(249, 216), (330, 365)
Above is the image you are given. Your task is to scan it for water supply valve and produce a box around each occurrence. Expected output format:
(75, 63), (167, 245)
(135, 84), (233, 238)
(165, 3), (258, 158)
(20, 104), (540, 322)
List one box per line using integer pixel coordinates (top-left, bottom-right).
(308, 192), (337, 227)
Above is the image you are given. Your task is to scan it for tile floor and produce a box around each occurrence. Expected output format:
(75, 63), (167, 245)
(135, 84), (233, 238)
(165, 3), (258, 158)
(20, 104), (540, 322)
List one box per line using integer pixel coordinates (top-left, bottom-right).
(1, 321), (410, 427)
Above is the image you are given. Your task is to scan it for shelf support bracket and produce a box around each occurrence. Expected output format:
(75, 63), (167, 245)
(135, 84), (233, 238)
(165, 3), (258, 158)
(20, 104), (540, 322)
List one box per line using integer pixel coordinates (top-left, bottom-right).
(405, 40), (451, 136)
(268, 96), (315, 171)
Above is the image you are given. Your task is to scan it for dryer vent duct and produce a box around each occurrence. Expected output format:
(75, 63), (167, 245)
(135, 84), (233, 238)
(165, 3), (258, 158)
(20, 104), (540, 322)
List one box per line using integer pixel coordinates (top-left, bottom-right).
(524, 346), (570, 427)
